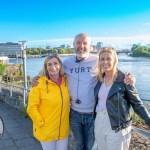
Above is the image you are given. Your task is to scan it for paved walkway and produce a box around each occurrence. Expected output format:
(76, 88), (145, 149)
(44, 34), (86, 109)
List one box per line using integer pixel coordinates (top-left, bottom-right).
(0, 100), (43, 150)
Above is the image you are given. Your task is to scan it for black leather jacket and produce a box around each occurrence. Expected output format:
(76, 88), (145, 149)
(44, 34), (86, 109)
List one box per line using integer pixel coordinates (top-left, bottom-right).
(93, 71), (150, 132)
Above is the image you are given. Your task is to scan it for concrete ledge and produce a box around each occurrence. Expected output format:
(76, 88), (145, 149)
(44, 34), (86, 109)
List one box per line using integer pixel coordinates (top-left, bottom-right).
(0, 88), (23, 111)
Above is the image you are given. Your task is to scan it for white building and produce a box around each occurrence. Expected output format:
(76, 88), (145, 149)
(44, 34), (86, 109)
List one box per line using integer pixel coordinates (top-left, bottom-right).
(0, 42), (22, 57)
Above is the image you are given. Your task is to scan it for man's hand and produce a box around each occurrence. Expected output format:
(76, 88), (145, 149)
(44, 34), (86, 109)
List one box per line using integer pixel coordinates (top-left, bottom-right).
(31, 76), (40, 87)
(124, 72), (136, 86)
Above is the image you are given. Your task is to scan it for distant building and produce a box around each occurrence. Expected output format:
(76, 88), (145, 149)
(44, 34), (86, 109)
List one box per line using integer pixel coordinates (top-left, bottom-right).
(60, 44), (67, 48)
(46, 46), (51, 49)
(0, 42), (22, 57)
(91, 45), (96, 51)
(66, 44), (71, 48)
(53, 44), (72, 49)
(96, 42), (103, 51)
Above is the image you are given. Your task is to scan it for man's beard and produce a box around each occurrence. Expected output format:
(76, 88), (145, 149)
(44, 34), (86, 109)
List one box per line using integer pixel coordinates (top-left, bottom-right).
(75, 49), (88, 59)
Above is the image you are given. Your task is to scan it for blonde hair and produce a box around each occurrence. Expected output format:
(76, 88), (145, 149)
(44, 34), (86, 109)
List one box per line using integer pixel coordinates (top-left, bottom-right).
(96, 47), (118, 82)
(40, 54), (64, 77)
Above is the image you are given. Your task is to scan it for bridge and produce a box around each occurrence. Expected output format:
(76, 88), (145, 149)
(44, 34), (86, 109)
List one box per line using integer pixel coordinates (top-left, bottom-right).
(116, 49), (131, 55)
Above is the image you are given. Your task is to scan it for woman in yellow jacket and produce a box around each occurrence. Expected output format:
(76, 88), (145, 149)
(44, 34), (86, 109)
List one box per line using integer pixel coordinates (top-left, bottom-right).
(27, 54), (70, 150)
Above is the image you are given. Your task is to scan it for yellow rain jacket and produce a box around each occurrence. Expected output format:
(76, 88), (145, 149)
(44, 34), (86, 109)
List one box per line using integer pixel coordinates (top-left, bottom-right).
(27, 75), (70, 142)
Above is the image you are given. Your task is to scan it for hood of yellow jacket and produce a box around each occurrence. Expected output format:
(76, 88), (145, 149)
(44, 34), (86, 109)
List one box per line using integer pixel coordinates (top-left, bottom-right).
(39, 75), (66, 84)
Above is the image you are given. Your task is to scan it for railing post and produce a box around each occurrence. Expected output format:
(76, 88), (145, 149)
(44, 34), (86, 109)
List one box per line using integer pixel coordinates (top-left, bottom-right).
(23, 88), (26, 106)
(10, 86), (12, 97)
(19, 41), (27, 106)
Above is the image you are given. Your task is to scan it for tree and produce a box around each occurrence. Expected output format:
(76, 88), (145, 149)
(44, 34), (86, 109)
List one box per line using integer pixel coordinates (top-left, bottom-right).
(131, 45), (149, 57)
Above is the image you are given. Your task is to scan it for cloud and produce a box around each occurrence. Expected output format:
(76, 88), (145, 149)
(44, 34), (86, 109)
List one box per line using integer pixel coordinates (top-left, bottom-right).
(25, 34), (150, 49)
(142, 23), (150, 26)
(92, 34), (150, 48)
(26, 38), (74, 47)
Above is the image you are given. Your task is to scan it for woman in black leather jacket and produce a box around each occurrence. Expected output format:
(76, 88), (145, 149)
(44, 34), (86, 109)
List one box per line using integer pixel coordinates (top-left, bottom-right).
(93, 47), (150, 150)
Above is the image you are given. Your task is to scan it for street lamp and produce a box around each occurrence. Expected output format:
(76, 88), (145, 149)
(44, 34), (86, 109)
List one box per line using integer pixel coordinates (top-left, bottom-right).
(19, 40), (27, 106)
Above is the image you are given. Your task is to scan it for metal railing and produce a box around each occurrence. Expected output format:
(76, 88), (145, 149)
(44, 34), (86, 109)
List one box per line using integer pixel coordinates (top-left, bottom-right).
(0, 43), (28, 106)
(132, 126), (150, 137)
(0, 82), (29, 106)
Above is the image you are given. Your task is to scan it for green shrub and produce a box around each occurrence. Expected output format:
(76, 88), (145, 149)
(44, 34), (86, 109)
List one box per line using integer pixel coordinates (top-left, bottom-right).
(20, 103), (28, 118)
(19, 64), (23, 75)
(0, 64), (6, 75)
(131, 111), (143, 124)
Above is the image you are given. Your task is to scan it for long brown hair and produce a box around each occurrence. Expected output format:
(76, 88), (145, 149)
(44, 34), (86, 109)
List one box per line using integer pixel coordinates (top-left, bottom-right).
(96, 47), (118, 82)
(40, 54), (64, 77)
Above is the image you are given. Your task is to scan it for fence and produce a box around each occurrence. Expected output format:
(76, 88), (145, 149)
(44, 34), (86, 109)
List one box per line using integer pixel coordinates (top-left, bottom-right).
(0, 82), (28, 108)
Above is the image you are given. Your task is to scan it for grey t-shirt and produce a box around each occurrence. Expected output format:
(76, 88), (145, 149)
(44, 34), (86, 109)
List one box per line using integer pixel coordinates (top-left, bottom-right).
(63, 54), (98, 113)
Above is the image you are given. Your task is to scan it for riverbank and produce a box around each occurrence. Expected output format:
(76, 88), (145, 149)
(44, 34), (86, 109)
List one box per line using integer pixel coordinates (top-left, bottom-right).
(27, 53), (75, 58)
(27, 52), (98, 58)
(130, 52), (150, 57)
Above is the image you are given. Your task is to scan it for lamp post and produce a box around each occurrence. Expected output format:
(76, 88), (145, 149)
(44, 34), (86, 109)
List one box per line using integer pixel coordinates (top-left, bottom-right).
(19, 41), (27, 106)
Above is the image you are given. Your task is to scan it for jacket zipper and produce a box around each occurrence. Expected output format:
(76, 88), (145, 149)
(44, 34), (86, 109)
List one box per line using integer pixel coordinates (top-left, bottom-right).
(58, 86), (63, 140)
(116, 92), (121, 132)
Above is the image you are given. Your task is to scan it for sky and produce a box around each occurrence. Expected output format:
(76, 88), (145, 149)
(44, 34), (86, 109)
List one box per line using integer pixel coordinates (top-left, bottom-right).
(0, 0), (150, 48)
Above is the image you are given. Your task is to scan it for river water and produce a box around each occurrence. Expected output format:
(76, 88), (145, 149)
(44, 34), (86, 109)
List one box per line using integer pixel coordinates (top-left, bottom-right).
(10, 54), (150, 100)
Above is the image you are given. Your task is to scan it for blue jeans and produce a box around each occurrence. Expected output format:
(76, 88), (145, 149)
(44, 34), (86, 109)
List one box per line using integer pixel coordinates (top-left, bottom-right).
(70, 109), (95, 150)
